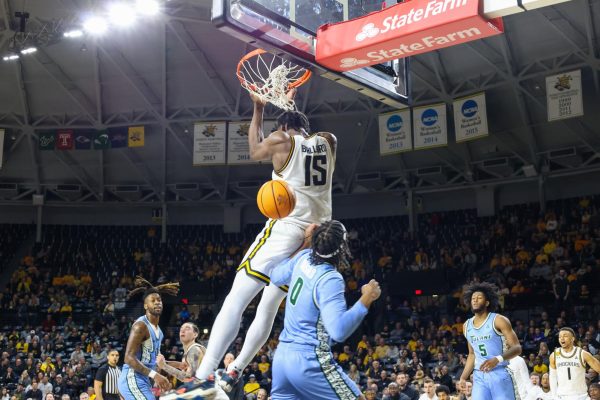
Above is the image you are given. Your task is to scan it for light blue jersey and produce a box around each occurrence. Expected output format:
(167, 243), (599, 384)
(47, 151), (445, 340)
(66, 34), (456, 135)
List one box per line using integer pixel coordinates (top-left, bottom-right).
(465, 312), (508, 370)
(118, 315), (164, 400)
(465, 312), (517, 400)
(270, 249), (367, 399)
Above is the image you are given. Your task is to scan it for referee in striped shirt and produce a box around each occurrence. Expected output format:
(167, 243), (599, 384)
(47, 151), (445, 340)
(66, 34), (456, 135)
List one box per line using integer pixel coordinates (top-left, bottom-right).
(94, 349), (121, 400)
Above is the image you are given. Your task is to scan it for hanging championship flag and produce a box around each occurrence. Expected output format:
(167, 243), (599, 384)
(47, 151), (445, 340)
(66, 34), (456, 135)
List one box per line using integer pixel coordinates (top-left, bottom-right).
(193, 122), (226, 165)
(546, 70), (583, 121)
(413, 103), (447, 150)
(56, 130), (74, 150)
(39, 132), (56, 150)
(128, 126), (145, 147)
(453, 92), (488, 142)
(228, 121), (259, 164)
(378, 110), (412, 155)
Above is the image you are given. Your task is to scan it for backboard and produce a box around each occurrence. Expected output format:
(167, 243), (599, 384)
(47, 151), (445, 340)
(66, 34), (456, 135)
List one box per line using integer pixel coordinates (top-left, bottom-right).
(212, 0), (410, 108)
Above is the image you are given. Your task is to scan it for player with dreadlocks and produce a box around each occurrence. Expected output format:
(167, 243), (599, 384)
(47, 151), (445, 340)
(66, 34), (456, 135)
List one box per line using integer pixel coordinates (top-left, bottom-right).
(458, 282), (522, 400)
(117, 277), (180, 400)
(268, 220), (381, 399)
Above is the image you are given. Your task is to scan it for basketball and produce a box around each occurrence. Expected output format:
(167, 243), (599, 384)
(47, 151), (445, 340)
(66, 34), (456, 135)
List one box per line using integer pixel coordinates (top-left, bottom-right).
(257, 180), (296, 219)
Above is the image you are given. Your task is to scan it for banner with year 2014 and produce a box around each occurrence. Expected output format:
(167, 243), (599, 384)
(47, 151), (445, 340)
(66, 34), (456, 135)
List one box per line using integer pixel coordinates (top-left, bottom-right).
(193, 122), (226, 165)
(378, 110), (412, 155)
(413, 103), (447, 150)
(546, 69), (583, 121)
(227, 121), (277, 164)
(453, 92), (489, 142)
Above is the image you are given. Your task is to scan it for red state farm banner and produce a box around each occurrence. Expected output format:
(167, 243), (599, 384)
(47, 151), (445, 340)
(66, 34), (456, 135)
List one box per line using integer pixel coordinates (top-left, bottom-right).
(56, 130), (74, 150)
(316, 0), (504, 72)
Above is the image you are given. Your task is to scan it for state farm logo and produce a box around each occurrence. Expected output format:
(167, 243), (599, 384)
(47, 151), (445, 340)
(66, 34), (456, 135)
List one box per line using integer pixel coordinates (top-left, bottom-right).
(354, 0), (470, 43)
(355, 23), (379, 42)
(340, 57), (369, 69)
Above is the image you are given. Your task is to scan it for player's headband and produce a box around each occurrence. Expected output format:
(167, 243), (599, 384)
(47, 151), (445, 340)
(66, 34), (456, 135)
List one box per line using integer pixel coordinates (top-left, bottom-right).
(315, 222), (347, 258)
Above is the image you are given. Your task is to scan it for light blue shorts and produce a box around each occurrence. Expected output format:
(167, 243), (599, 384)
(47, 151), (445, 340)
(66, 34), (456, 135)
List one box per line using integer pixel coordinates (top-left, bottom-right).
(473, 367), (517, 400)
(271, 342), (361, 400)
(118, 368), (154, 400)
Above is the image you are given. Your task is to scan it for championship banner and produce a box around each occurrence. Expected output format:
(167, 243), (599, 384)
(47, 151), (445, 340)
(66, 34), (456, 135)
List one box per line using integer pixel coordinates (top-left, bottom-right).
(453, 92), (488, 142)
(0, 129), (4, 169)
(226, 121), (276, 164)
(546, 70), (583, 121)
(128, 126), (145, 147)
(227, 121), (257, 165)
(56, 130), (74, 150)
(193, 122), (226, 165)
(413, 103), (447, 150)
(378, 110), (412, 155)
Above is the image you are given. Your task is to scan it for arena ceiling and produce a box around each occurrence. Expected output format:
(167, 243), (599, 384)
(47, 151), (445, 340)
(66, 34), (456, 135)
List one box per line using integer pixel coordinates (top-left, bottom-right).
(0, 0), (599, 206)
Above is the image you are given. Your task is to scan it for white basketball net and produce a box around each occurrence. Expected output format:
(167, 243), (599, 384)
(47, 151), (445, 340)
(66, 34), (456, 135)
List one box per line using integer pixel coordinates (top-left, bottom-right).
(238, 53), (309, 111)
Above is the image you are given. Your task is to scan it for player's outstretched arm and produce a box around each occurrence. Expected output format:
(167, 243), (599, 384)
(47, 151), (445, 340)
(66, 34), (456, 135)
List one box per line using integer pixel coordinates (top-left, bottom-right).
(318, 278), (380, 343)
(549, 353), (558, 395)
(583, 350), (600, 373)
(459, 341), (475, 390)
(124, 321), (171, 391)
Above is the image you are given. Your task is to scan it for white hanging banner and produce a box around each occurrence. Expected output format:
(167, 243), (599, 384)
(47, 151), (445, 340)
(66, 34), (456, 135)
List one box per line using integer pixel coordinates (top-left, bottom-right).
(0, 129), (4, 169)
(413, 103), (447, 150)
(193, 122), (226, 165)
(453, 92), (489, 142)
(227, 121), (277, 165)
(546, 69), (583, 121)
(378, 110), (412, 155)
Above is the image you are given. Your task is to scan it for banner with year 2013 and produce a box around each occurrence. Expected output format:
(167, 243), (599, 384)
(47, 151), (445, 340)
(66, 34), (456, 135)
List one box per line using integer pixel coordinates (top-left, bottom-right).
(226, 121), (276, 164)
(378, 110), (412, 155)
(193, 122), (226, 165)
(546, 70), (583, 121)
(413, 103), (447, 150)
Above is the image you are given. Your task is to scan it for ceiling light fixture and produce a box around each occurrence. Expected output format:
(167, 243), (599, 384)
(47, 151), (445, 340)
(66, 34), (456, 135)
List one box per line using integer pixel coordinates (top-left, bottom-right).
(64, 29), (84, 38)
(20, 47), (37, 54)
(2, 54), (20, 61)
(108, 3), (137, 27)
(135, 0), (161, 16)
(83, 16), (108, 35)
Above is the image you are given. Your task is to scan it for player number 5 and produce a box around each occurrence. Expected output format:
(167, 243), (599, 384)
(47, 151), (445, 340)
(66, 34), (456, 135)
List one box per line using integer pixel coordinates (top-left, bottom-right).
(478, 344), (487, 357)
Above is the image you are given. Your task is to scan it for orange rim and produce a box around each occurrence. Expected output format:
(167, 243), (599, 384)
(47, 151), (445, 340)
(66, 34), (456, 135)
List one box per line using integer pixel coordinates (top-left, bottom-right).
(236, 48), (312, 92)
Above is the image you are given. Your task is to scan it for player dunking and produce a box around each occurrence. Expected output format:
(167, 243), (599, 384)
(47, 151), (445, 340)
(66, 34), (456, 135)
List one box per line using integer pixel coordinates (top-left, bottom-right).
(118, 277), (179, 400)
(176, 89), (337, 397)
(458, 282), (522, 400)
(549, 327), (600, 400)
(269, 220), (381, 399)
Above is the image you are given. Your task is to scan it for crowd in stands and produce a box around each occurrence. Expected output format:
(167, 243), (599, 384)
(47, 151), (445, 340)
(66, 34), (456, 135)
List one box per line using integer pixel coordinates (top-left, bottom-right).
(0, 194), (598, 399)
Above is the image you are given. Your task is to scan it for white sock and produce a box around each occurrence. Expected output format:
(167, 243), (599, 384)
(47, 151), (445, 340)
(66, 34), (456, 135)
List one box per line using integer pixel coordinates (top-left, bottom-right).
(195, 273), (264, 379)
(229, 283), (287, 373)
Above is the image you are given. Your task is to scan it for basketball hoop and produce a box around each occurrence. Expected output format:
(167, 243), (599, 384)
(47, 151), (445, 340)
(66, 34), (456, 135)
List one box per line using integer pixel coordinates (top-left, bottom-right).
(237, 49), (311, 111)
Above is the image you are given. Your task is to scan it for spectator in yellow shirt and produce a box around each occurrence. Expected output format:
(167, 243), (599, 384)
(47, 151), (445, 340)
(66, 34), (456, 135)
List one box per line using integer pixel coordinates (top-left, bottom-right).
(243, 375), (260, 397)
(532, 357), (548, 374)
(257, 355), (270, 374)
(375, 338), (390, 359)
(535, 251), (549, 265)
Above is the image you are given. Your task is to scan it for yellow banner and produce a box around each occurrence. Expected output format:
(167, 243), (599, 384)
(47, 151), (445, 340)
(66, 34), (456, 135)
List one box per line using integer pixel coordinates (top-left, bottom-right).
(128, 126), (145, 147)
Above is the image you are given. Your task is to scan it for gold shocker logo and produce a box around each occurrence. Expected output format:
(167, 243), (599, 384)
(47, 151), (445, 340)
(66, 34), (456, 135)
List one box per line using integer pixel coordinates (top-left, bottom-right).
(203, 124), (217, 137)
(554, 74), (572, 91)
